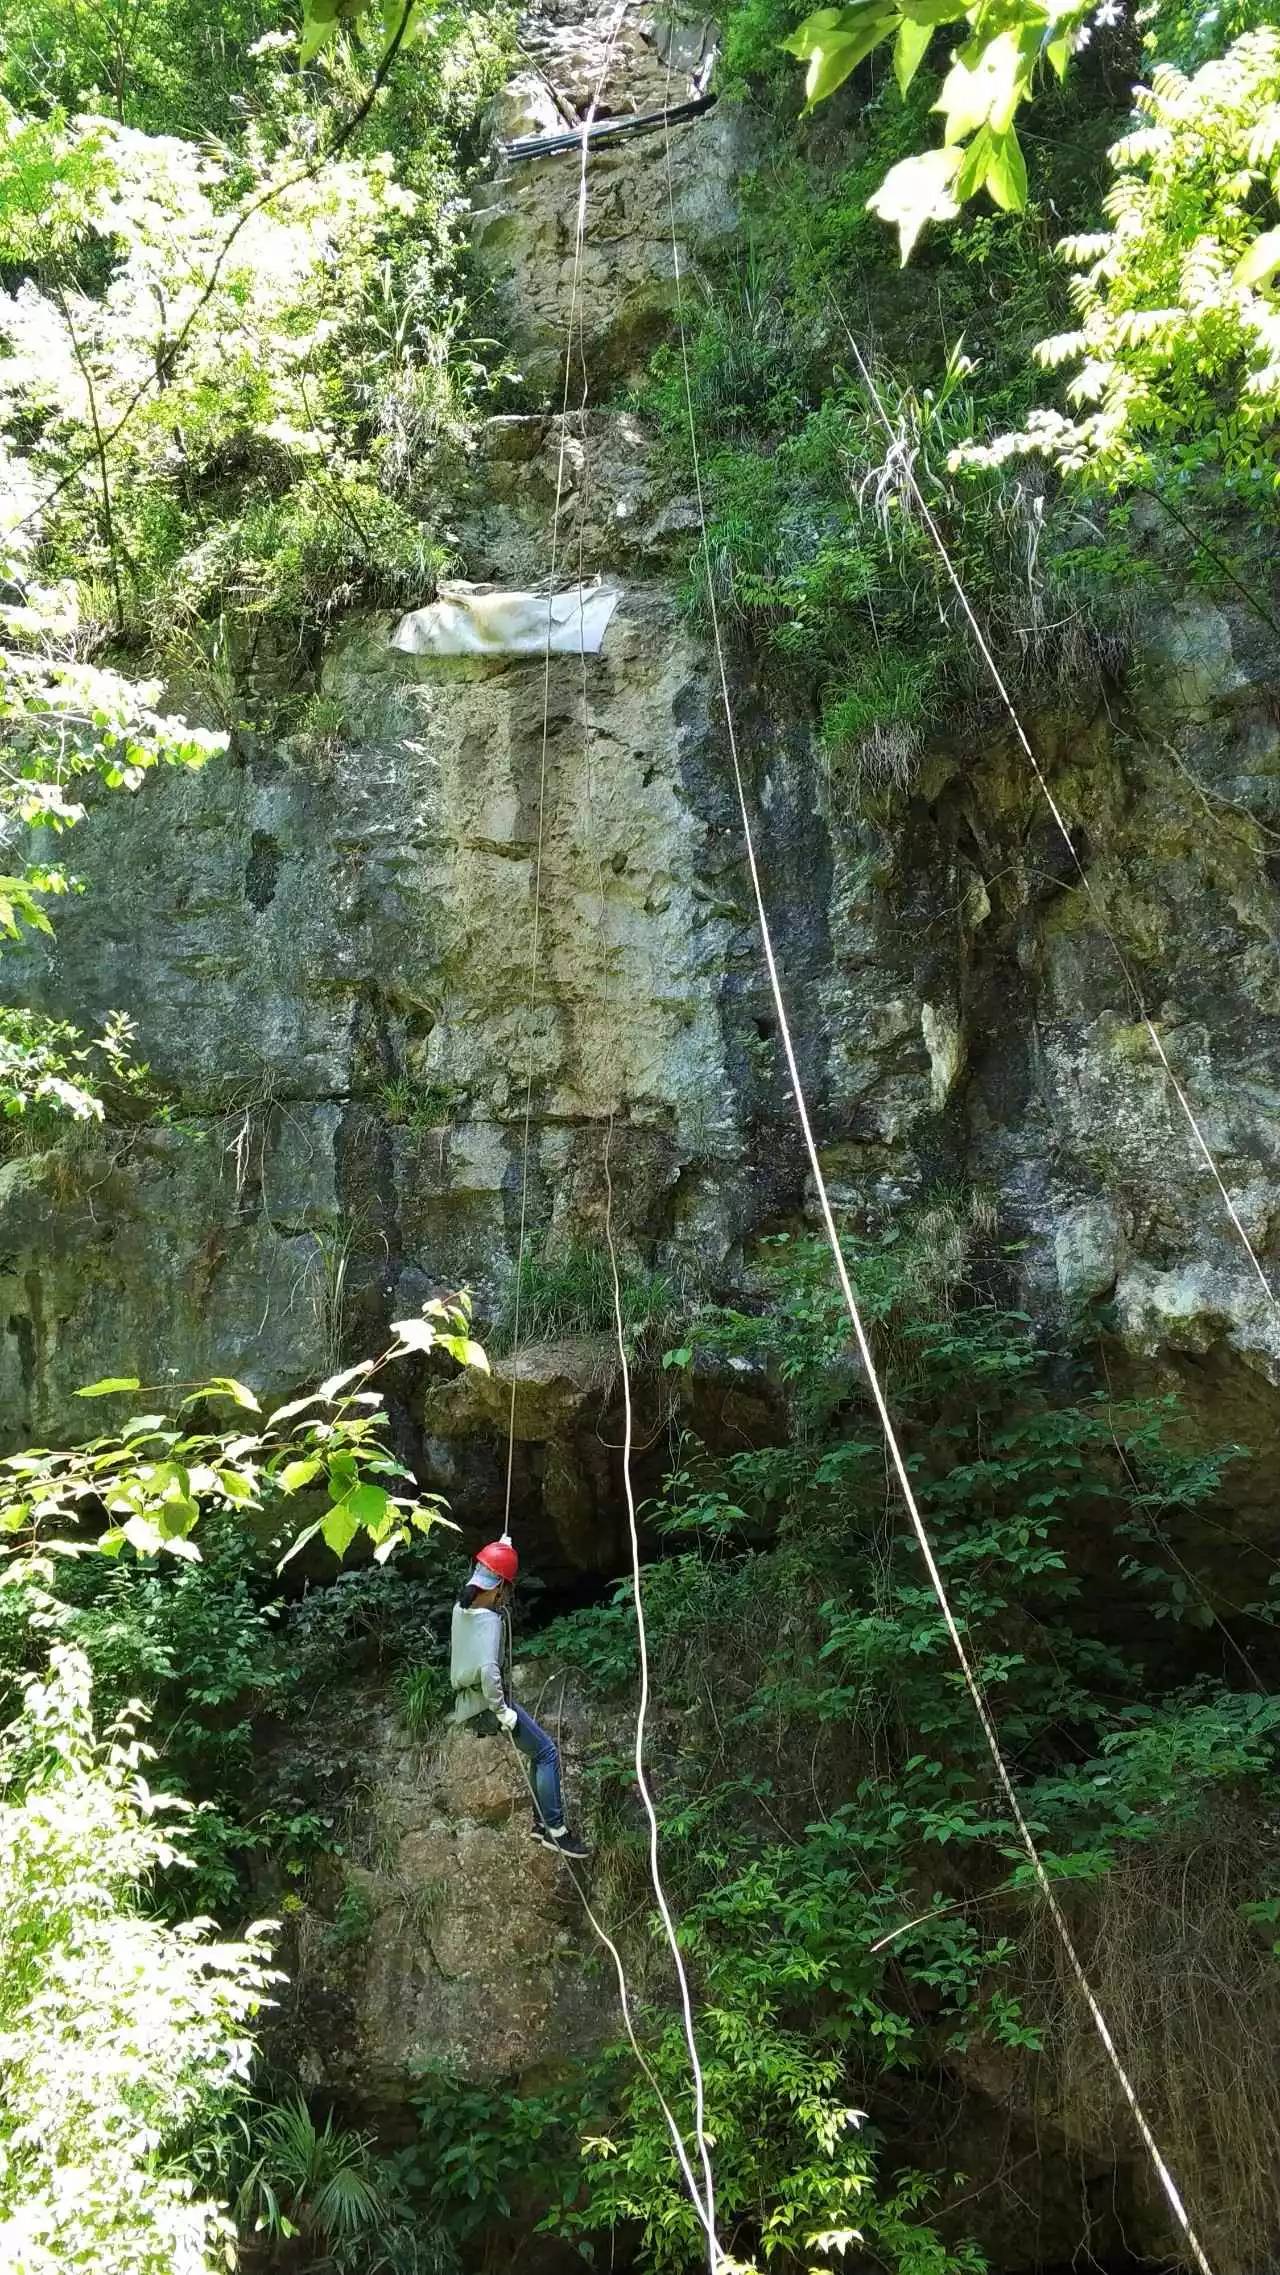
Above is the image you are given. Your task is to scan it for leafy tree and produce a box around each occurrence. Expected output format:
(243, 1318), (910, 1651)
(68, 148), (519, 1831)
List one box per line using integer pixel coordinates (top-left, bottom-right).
(781, 0), (1096, 254)
(0, 0), (280, 139)
(515, 1221), (1280, 2269)
(0, 1298), (485, 1571)
(0, 545), (222, 1123)
(0, 1644), (276, 2274)
(959, 27), (1280, 490)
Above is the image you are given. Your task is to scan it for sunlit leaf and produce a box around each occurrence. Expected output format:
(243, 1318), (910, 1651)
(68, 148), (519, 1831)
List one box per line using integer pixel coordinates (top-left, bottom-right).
(278, 1456), (323, 1493)
(984, 125), (1028, 209)
(201, 1377), (261, 1413)
(867, 145), (963, 261)
(320, 1498), (360, 1557)
(894, 16), (935, 96)
(75, 1377), (141, 1398)
(277, 1517), (324, 1569)
(435, 1334), (490, 1374)
(318, 1360), (376, 1401)
(1238, 226), (1280, 288)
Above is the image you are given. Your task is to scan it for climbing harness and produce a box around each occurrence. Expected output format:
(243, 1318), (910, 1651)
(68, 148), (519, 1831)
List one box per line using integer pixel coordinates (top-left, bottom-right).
(659, 80), (1218, 2275)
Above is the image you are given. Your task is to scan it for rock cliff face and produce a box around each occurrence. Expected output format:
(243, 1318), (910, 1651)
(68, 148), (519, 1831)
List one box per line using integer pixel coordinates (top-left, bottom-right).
(5, 6), (1279, 1496)
(268, 1679), (602, 2102)
(5, 0), (1280, 2258)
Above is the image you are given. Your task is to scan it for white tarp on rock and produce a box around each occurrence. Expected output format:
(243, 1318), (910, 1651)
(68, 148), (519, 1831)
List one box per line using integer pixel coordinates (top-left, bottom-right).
(390, 580), (621, 659)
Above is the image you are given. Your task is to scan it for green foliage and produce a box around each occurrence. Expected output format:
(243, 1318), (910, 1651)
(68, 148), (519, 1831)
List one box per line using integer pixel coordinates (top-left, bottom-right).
(643, 80), (1134, 795)
(234, 2092), (430, 2272)
(1142, 0), (1278, 71)
(0, 560), (222, 1119)
(405, 2068), (575, 2247)
(0, 0), (279, 142)
(0, 1007), (157, 1132)
(398, 1657), (452, 1731)
(0, 1521), (288, 1910)
(380, 1075), (462, 1131)
(781, 0), (1096, 254)
(0, 3), (510, 734)
(522, 1212), (1279, 2268)
(326, 1876), (376, 1948)
(0, 1296), (483, 1573)
(498, 1237), (688, 1349)
(964, 29), (1280, 493)
(0, 1644), (277, 2273)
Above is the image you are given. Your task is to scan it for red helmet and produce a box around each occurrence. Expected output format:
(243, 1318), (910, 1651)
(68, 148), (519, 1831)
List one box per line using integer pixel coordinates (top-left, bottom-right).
(473, 1538), (519, 1585)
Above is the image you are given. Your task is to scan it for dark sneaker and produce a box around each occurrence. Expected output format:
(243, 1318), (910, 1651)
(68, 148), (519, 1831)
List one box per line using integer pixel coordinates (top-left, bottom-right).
(533, 1824), (590, 1860)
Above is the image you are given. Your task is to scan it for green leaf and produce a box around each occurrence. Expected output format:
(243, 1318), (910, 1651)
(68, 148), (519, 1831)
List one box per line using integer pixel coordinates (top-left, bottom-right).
(320, 1497), (361, 1558)
(268, 1393), (326, 1427)
(781, 6), (858, 59)
(895, 0), (967, 20)
(158, 1495), (198, 1538)
(203, 1376), (261, 1413)
(278, 1456), (323, 1493)
(390, 1316), (436, 1353)
(805, 14), (896, 103)
(277, 1516), (324, 1570)
(299, 0), (342, 60)
(119, 1415), (168, 1440)
(318, 1360), (376, 1401)
(435, 1334), (490, 1374)
(894, 15), (934, 96)
(985, 126), (1028, 211)
(1045, 29), (1071, 77)
(75, 1376), (142, 1398)
(934, 29), (1025, 142)
(953, 126), (994, 202)
(345, 1481), (389, 1526)
(1238, 227), (1280, 289)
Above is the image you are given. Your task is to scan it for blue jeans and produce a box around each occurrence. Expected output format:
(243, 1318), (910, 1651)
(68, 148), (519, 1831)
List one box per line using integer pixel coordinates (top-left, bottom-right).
(510, 1703), (564, 1829)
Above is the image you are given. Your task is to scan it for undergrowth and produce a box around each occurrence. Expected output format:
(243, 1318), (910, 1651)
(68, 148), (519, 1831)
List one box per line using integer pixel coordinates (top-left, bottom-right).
(494, 1236), (693, 1351)
(639, 30), (1151, 803)
(505, 1210), (1280, 2270)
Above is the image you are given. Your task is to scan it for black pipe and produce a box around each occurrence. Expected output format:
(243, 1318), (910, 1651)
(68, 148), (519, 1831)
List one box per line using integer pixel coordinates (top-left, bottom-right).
(499, 91), (718, 164)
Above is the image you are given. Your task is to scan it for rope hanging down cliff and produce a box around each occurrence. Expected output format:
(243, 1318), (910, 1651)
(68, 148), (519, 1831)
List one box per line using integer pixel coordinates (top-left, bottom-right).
(660, 77), (1218, 2275)
(501, 13), (725, 2266)
(499, 6), (625, 1539)
(819, 283), (1277, 1319)
(565, 114), (724, 2275)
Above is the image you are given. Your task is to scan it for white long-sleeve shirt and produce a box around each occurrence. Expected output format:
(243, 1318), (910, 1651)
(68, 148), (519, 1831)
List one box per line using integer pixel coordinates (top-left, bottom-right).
(449, 1602), (507, 1723)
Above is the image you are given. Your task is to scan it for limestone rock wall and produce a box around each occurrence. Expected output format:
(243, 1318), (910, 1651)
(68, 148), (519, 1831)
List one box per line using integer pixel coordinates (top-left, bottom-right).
(268, 1679), (602, 2102)
(3, 0), (1280, 1497)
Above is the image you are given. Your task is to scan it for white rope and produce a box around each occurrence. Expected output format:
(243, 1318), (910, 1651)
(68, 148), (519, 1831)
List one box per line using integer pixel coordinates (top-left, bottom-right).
(599, 1122), (722, 2269)
(502, 3), (632, 1533)
(499, 15), (724, 2262)
(661, 119), (1217, 2275)
(498, 1725), (719, 2253)
(822, 286), (1275, 1318)
(566, 59), (723, 2255)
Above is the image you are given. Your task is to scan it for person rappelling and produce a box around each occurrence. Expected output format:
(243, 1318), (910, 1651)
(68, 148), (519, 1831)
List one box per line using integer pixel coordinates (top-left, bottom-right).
(450, 1537), (590, 1860)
